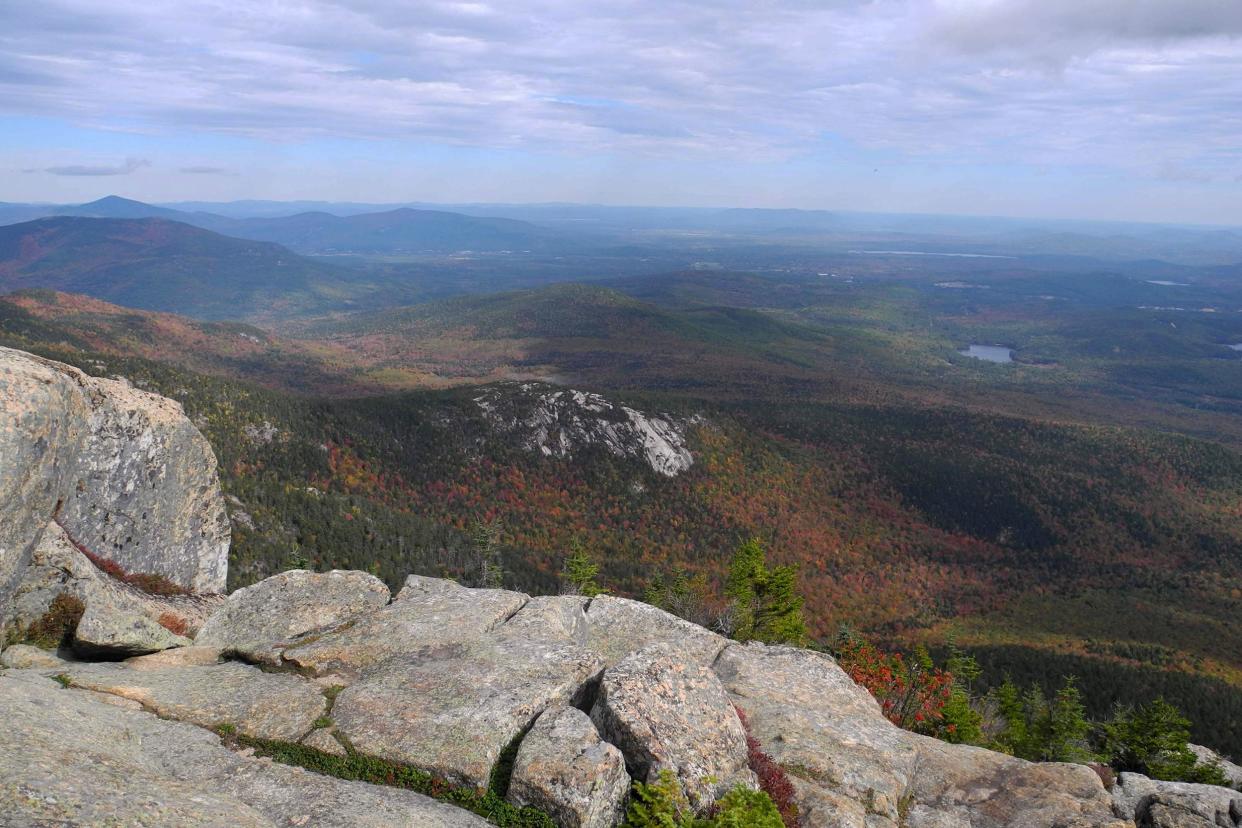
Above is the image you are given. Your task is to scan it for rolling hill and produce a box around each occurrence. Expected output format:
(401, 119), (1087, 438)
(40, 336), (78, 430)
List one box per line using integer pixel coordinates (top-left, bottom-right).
(0, 216), (402, 320)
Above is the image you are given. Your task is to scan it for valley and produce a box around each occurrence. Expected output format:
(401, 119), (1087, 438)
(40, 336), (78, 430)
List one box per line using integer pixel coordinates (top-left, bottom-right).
(3, 199), (1242, 755)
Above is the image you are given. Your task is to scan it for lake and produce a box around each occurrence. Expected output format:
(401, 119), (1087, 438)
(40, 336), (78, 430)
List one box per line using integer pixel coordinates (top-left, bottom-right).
(959, 344), (1013, 363)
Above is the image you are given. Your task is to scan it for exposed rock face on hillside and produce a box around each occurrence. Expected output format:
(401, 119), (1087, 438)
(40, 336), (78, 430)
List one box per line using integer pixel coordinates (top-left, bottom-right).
(474, 383), (695, 476)
(0, 346), (229, 605)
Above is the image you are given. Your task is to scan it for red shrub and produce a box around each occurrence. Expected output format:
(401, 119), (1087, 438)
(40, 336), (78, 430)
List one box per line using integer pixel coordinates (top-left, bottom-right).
(157, 612), (190, 636)
(834, 635), (952, 733)
(57, 521), (189, 596)
(734, 704), (800, 827)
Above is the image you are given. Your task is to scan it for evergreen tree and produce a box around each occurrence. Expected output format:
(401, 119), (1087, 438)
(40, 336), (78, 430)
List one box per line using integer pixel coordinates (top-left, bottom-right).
(561, 537), (604, 597)
(724, 538), (807, 646)
(990, 677), (1029, 756)
(471, 517), (504, 589)
(939, 644), (984, 745)
(1103, 698), (1227, 784)
(1044, 678), (1093, 763)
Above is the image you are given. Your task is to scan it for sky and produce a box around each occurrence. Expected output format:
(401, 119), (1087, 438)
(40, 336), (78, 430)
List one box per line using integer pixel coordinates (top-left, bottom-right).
(1, 0), (1240, 224)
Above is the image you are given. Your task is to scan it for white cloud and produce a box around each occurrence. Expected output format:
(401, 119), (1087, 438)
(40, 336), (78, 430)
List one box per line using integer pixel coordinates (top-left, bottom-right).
(0, 0), (1239, 183)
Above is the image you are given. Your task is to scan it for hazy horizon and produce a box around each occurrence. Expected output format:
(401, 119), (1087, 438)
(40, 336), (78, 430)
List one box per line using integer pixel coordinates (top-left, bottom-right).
(3, 1), (1241, 225)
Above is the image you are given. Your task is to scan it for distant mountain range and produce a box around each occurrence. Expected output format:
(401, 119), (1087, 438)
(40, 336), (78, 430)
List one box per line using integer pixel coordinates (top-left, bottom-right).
(0, 216), (377, 319)
(4, 195), (1242, 264)
(0, 196), (551, 255)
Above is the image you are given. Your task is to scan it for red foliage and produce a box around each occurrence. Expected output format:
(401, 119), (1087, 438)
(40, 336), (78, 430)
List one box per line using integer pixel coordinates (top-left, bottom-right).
(157, 612), (190, 636)
(56, 520), (189, 596)
(834, 636), (953, 733)
(734, 705), (800, 827)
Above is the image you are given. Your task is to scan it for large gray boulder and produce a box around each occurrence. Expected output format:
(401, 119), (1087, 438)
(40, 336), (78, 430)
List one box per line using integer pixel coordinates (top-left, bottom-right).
(58, 660), (327, 741)
(1189, 744), (1242, 789)
(0, 669), (489, 827)
(283, 575), (528, 679)
(508, 705), (631, 828)
(714, 642), (1126, 828)
(74, 598), (193, 656)
(583, 595), (727, 666)
(0, 347), (89, 611)
(1114, 772), (1242, 828)
(590, 642), (750, 810)
(331, 627), (605, 790)
(0, 347), (230, 607)
(197, 569), (391, 666)
(5, 520), (222, 656)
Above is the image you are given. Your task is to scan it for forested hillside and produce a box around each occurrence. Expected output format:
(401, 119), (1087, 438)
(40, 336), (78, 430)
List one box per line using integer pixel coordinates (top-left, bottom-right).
(6, 288), (1242, 754)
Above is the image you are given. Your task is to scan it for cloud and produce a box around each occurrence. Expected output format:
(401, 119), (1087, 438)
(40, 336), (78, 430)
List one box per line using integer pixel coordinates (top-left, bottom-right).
(179, 165), (229, 174)
(37, 157), (150, 176)
(0, 0), (1239, 185)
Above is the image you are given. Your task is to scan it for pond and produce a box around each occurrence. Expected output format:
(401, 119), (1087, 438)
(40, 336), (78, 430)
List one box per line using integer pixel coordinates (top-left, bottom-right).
(959, 344), (1013, 363)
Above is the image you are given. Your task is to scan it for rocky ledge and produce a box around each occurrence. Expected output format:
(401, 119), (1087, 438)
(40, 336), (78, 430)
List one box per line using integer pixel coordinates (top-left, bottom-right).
(9, 563), (1229, 828)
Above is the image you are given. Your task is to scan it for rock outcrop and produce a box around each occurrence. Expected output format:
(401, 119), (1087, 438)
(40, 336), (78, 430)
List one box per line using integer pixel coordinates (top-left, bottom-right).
(474, 383), (696, 477)
(4, 519), (223, 656)
(0, 346), (229, 607)
(196, 568), (390, 665)
(591, 642), (751, 809)
(510, 706), (631, 828)
(8, 342), (1234, 828)
(714, 642), (1129, 828)
(1113, 772), (1242, 828)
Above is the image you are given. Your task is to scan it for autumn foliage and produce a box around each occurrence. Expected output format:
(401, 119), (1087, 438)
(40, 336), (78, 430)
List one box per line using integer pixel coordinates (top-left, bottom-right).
(833, 631), (953, 733)
(734, 705), (799, 827)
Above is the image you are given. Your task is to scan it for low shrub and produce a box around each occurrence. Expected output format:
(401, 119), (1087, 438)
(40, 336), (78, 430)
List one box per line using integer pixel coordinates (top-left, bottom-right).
(219, 730), (553, 827)
(734, 705), (799, 827)
(623, 770), (786, 828)
(22, 593), (85, 649)
(157, 612), (190, 636)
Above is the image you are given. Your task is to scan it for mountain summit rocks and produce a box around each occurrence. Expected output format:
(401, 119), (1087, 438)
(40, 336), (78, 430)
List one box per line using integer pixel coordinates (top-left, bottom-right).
(0, 346), (229, 613)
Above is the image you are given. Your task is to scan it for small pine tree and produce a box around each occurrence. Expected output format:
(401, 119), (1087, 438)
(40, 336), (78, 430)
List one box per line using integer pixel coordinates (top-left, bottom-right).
(724, 538), (807, 646)
(1044, 678), (1094, 763)
(471, 517), (504, 589)
(939, 644), (985, 745)
(285, 549), (312, 571)
(1103, 698), (1225, 784)
(561, 538), (604, 597)
(990, 677), (1028, 756)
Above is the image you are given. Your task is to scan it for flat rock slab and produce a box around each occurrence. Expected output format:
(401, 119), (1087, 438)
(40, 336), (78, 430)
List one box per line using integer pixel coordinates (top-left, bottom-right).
(509, 705), (630, 828)
(197, 569), (390, 666)
(0, 642), (66, 669)
(61, 660), (326, 741)
(283, 576), (528, 678)
(905, 736), (1128, 828)
(502, 594), (590, 645)
(0, 669), (489, 827)
(584, 595), (726, 666)
(333, 633), (604, 790)
(591, 642), (749, 810)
